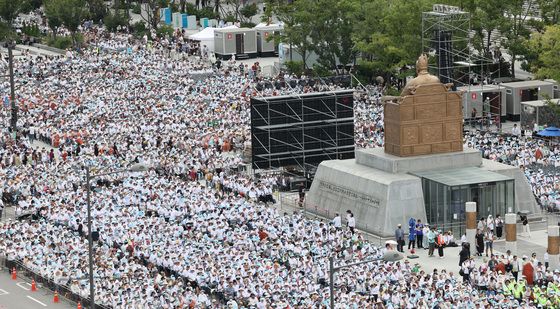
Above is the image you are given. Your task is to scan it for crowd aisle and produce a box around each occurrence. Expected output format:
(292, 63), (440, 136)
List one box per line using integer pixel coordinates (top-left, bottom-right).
(0, 27), (558, 308)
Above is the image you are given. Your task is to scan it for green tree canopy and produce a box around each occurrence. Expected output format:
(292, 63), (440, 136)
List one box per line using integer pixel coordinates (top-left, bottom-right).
(44, 0), (88, 44)
(0, 0), (29, 24)
(525, 25), (560, 81)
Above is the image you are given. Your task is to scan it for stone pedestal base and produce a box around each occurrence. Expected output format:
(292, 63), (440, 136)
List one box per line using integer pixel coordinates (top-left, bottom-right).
(306, 159), (424, 237)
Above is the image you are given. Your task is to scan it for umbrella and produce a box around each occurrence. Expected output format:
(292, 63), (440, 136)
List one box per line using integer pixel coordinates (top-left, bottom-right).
(537, 127), (560, 137)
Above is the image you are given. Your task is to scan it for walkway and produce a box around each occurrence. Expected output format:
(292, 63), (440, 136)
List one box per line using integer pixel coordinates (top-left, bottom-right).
(0, 270), (75, 309)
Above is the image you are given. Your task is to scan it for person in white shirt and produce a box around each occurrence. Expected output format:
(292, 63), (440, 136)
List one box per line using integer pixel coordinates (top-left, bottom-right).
(347, 213), (356, 234)
(512, 124), (521, 136)
(332, 213), (342, 230)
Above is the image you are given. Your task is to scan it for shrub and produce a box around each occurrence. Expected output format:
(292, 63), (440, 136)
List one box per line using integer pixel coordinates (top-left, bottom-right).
(131, 21), (148, 38)
(240, 22), (256, 28)
(46, 36), (73, 49)
(132, 3), (141, 14)
(156, 25), (174, 38)
(104, 12), (130, 32)
(22, 23), (41, 37)
(285, 61), (304, 76)
(312, 64), (332, 77)
(196, 7), (219, 20)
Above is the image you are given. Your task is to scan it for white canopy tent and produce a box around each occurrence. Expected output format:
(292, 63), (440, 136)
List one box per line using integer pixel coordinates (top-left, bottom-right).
(254, 22), (283, 30)
(188, 25), (238, 53)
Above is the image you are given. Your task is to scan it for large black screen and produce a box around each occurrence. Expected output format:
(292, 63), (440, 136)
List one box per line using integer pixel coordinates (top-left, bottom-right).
(251, 90), (355, 170)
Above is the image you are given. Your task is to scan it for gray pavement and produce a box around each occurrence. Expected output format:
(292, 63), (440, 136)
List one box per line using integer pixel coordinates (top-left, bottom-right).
(274, 190), (555, 276)
(15, 45), (63, 57)
(0, 270), (75, 309)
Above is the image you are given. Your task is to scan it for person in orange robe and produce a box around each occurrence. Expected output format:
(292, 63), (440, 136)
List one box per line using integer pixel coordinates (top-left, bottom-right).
(522, 258), (534, 286)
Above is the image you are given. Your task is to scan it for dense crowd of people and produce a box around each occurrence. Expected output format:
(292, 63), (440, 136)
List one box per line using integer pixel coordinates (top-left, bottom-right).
(0, 22), (559, 308)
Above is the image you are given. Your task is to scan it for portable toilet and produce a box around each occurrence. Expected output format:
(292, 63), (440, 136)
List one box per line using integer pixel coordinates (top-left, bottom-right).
(159, 8), (172, 25)
(172, 12), (182, 29)
(214, 28), (257, 60)
(201, 18), (209, 28)
(186, 15), (197, 30)
(181, 14), (188, 29)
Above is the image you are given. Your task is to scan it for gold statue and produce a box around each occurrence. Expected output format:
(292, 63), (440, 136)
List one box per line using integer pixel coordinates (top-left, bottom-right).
(400, 54), (440, 96)
(383, 53), (463, 157)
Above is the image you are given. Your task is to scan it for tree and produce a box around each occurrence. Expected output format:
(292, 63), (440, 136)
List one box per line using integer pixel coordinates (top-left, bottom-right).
(306, 0), (355, 73)
(537, 0), (560, 26)
(352, 0), (436, 75)
(0, 0), (28, 25)
(266, 0), (315, 69)
(469, 0), (507, 58)
(499, 0), (534, 79)
(88, 0), (108, 23)
(140, 0), (163, 30)
(239, 3), (257, 24)
(44, 0), (62, 38)
(524, 25), (560, 81)
(44, 0), (88, 45)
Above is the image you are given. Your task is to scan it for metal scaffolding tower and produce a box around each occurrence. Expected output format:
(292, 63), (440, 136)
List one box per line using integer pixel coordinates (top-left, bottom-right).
(422, 4), (504, 131)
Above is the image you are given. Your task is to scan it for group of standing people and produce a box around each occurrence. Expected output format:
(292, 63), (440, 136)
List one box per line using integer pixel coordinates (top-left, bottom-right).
(395, 218), (458, 259)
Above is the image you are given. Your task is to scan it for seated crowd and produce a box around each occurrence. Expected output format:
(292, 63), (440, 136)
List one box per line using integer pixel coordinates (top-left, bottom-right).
(0, 25), (558, 308)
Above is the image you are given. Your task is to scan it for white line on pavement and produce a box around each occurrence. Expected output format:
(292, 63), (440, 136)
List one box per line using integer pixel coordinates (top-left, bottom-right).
(26, 295), (47, 307)
(16, 282), (31, 291)
(0, 289), (8, 295)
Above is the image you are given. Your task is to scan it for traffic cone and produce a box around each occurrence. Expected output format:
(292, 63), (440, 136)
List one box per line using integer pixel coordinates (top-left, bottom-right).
(53, 291), (59, 303)
(11, 268), (16, 280)
(31, 279), (37, 292)
(77, 301), (82, 309)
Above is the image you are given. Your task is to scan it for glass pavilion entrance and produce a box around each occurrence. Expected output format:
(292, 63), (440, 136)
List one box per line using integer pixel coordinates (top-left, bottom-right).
(413, 167), (515, 236)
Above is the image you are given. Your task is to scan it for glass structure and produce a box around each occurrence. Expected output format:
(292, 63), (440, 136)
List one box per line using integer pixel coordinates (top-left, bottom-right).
(414, 167), (515, 236)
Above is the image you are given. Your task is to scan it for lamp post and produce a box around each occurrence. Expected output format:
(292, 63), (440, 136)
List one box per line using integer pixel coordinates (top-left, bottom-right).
(7, 42), (16, 135)
(329, 250), (404, 309)
(82, 163), (149, 309)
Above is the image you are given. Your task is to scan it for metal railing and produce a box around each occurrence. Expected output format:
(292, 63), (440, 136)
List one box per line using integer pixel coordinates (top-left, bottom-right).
(2, 256), (109, 309)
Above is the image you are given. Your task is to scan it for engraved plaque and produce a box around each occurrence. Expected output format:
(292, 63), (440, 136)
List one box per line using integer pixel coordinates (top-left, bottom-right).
(421, 124), (443, 144)
(416, 104), (444, 120)
(402, 126), (419, 145)
(445, 122), (461, 141)
(447, 101), (461, 117)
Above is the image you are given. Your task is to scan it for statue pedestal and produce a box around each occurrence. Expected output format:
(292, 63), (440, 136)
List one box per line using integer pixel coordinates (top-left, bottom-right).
(306, 148), (539, 237)
(355, 148), (482, 173)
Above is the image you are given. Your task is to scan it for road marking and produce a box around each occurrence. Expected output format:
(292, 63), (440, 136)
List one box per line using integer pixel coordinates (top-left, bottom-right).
(16, 282), (31, 291)
(26, 296), (47, 307)
(0, 289), (8, 295)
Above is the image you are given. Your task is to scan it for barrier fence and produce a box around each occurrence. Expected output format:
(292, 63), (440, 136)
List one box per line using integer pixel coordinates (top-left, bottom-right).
(2, 256), (108, 309)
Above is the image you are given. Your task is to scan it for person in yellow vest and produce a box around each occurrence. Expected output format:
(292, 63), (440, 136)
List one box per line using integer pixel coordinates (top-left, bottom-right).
(503, 278), (512, 296)
(508, 279), (516, 297)
(534, 285), (542, 299)
(537, 293), (548, 307)
(548, 282), (557, 298)
(513, 282), (524, 303)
